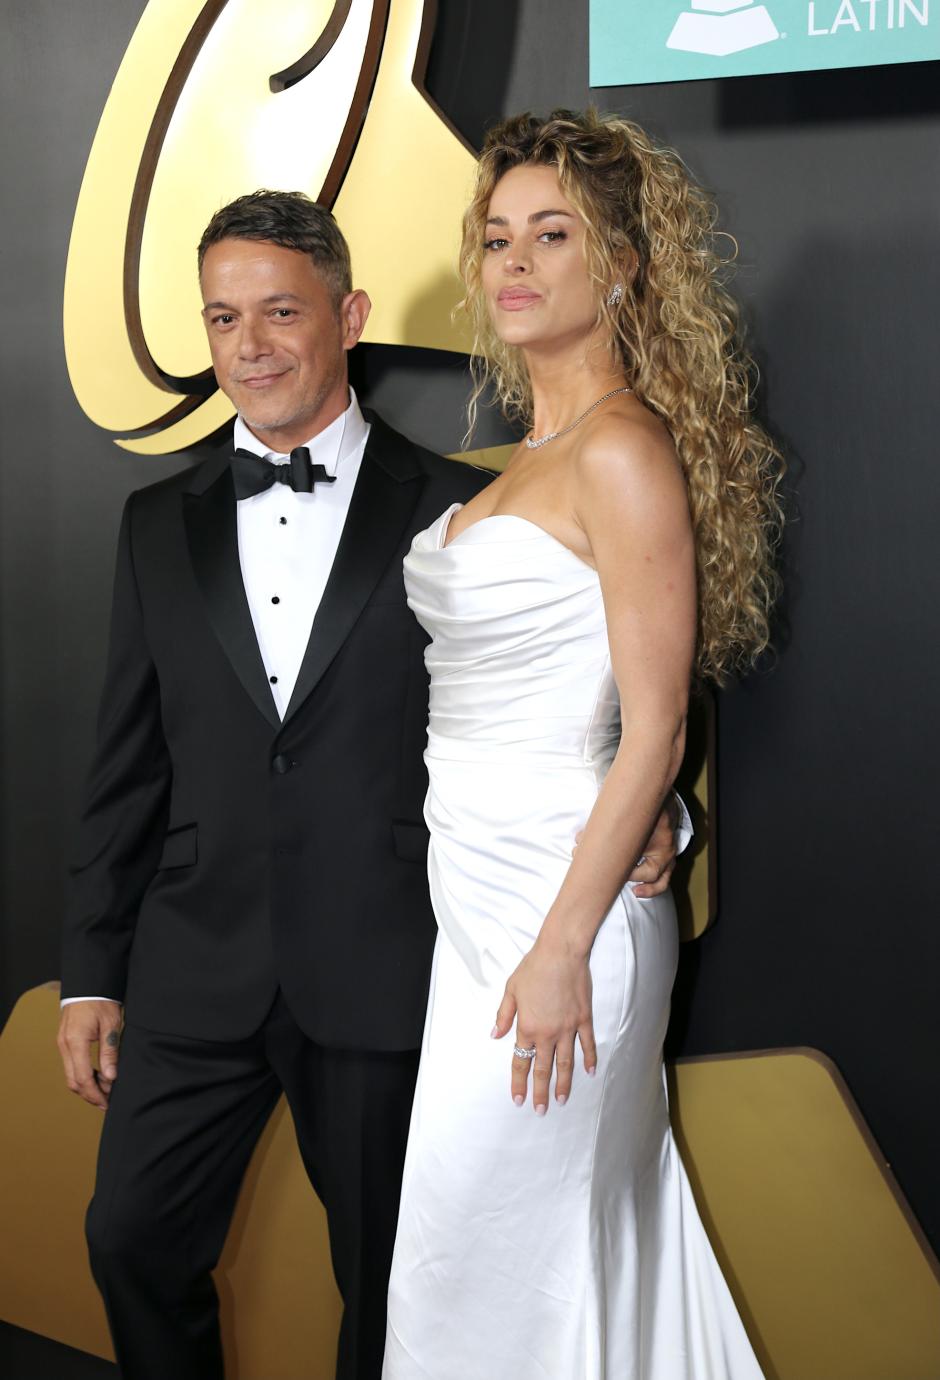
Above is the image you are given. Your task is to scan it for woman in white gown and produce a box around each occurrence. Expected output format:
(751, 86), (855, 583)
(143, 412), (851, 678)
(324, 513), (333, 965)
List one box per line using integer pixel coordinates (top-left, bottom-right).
(384, 110), (783, 1379)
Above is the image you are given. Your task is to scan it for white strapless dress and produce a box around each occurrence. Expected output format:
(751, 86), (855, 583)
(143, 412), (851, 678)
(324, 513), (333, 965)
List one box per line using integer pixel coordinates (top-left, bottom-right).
(383, 505), (763, 1380)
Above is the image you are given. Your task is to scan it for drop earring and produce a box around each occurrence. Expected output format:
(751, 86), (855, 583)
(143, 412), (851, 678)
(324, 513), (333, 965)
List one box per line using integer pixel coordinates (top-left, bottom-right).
(607, 282), (624, 308)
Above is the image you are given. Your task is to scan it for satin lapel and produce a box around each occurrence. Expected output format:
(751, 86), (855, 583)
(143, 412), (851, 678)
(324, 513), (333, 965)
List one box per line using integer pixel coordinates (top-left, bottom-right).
(283, 440), (423, 726)
(182, 465), (280, 729)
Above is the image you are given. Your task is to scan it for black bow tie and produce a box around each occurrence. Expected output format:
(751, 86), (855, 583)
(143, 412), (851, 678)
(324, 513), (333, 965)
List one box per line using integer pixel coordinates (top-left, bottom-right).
(231, 447), (337, 501)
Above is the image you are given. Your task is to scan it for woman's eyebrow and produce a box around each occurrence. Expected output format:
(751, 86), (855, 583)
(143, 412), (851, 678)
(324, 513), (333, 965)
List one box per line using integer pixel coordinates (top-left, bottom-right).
(484, 209), (575, 227)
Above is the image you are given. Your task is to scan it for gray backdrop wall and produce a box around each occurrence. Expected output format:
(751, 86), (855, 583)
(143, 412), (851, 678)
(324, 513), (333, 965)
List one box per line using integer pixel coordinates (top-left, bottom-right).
(2, 0), (938, 1261)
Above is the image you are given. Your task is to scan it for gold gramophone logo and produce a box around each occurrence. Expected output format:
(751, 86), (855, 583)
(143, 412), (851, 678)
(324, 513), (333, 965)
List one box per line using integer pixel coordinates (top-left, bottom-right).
(63, 0), (476, 455)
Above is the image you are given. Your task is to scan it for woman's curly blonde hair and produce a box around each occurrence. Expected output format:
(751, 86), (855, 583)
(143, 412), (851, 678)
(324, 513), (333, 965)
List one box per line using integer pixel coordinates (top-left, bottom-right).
(458, 109), (784, 684)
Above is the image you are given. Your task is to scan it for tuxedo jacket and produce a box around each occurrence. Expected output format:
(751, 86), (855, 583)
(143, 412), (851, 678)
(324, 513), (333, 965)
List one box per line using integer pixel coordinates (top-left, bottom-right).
(61, 412), (490, 1050)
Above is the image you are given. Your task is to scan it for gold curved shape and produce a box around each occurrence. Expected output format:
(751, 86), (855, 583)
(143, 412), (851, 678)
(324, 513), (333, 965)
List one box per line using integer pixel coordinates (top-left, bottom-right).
(332, 0), (475, 360)
(135, 0), (381, 386)
(122, 0), (227, 410)
(669, 1048), (940, 1379)
(64, 1), (222, 436)
(64, 0), (477, 455)
(269, 0), (354, 91)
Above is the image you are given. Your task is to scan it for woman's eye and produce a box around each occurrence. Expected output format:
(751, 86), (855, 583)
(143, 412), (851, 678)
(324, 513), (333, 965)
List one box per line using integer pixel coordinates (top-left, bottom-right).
(483, 237), (509, 252)
(539, 230), (567, 244)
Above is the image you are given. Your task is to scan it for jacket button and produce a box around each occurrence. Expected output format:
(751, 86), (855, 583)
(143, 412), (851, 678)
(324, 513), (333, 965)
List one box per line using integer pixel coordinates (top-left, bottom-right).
(271, 754), (294, 774)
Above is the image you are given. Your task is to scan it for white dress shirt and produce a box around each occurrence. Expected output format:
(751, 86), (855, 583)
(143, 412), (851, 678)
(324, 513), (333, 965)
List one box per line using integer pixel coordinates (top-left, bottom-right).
(234, 390), (370, 718)
(62, 392), (371, 1006)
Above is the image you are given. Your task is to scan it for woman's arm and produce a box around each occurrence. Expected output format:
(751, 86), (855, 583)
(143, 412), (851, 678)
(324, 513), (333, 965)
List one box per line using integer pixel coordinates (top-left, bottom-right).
(493, 413), (697, 1112)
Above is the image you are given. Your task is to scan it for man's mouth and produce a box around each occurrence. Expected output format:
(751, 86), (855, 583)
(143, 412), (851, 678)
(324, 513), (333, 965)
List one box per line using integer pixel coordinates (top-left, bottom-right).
(237, 372), (287, 389)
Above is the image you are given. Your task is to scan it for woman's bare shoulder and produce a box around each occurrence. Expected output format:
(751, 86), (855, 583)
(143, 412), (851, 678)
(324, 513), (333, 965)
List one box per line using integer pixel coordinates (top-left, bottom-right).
(572, 405), (684, 513)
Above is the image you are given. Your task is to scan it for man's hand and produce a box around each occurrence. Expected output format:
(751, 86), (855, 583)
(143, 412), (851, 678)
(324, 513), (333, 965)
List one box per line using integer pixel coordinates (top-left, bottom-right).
(573, 794), (680, 899)
(57, 1000), (123, 1110)
(629, 794), (681, 898)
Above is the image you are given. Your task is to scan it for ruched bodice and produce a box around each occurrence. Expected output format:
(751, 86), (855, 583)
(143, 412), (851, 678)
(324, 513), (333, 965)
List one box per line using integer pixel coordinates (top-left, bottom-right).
(405, 504), (620, 771)
(386, 503), (764, 1380)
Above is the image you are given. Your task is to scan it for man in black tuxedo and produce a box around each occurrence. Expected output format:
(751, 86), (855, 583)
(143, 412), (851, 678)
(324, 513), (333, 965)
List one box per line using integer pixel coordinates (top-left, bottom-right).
(57, 192), (680, 1380)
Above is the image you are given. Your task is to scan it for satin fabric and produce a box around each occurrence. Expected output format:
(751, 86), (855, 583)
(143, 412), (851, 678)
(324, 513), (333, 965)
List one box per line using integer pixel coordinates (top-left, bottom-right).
(384, 505), (763, 1380)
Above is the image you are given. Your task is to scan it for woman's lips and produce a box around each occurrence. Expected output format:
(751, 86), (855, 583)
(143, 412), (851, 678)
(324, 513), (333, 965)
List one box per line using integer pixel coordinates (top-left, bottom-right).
(497, 290), (542, 311)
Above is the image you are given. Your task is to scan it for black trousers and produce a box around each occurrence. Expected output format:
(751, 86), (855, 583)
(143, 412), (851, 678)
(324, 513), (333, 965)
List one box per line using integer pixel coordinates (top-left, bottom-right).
(85, 992), (420, 1380)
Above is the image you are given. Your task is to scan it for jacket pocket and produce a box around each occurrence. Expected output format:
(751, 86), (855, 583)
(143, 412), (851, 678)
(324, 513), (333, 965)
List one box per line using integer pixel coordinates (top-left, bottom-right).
(392, 821), (430, 863)
(158, 823), (197, 869)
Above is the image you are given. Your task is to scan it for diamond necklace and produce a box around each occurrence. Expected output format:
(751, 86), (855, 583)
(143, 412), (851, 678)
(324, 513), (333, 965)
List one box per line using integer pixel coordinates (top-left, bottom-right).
(525, 386), (633, 450)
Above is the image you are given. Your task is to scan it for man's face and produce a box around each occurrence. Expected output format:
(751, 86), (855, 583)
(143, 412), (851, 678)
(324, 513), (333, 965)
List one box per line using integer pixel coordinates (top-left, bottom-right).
(200, 238), (368, 449)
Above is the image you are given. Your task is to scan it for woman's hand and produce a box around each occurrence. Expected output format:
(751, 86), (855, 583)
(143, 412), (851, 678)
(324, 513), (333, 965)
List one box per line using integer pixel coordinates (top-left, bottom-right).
(492, 936), (596, 1113)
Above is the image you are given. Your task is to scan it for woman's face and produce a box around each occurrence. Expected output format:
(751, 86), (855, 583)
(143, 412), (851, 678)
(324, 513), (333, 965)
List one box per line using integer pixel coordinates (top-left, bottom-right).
(481, 163), (598, 354)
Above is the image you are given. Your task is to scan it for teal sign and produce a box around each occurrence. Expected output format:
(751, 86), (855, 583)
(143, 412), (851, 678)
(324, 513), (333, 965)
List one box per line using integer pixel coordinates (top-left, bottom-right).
(590, 0), (939, 85)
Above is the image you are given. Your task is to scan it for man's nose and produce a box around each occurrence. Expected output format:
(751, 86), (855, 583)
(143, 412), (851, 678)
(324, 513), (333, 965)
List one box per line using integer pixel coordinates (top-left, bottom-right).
(237, 321), (272, 358)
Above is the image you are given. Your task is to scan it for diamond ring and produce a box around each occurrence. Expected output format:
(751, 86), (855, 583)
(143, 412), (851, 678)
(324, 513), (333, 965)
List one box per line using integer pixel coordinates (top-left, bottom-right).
(513, 1044), (537, 1060)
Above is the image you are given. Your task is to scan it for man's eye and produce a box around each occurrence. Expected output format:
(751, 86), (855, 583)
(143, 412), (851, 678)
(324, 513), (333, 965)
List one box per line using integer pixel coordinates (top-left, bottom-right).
(483, 237), (508, 252)
(212, 314), (235, 326)
(273, 308), (295, 318)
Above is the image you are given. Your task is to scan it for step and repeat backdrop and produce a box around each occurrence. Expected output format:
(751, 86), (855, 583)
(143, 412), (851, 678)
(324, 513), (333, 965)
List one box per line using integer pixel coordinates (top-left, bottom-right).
(1, 1), (939, 1374)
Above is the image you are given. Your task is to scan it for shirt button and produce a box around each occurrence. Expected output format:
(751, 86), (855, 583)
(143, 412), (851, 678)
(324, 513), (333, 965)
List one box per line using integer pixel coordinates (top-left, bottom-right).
(279, 517), (287, 525)
(271, 596), (280, 605)
(269, 675), (278, 684)
(271, 754), (294, 774)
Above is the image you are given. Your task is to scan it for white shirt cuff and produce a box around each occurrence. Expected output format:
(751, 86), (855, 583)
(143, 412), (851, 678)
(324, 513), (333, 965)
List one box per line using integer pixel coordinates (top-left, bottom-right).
(673, 791), (694, 856)
(60, 996), (122, 1007)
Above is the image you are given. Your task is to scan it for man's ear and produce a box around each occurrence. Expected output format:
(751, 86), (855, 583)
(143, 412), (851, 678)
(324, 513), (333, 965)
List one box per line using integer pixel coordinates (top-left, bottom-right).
(341, 289), (371, 351)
